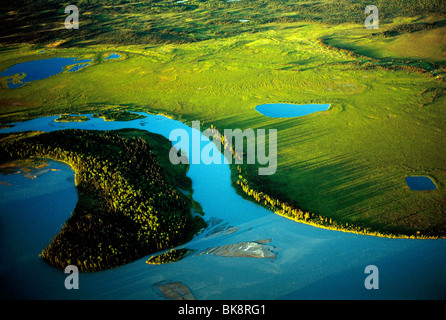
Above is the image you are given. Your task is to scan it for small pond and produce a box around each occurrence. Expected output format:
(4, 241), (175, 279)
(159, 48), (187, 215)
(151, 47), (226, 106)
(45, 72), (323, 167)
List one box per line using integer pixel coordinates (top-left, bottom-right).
(405, 176), (437, 191)
(255, 103), (330, 118)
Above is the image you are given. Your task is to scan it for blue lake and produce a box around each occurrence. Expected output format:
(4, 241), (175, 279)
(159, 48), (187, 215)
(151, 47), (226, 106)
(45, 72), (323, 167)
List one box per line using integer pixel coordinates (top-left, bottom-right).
(0, 57), (93, 88)
(406, 176), (437, 191)
(256, 103), (330, 118)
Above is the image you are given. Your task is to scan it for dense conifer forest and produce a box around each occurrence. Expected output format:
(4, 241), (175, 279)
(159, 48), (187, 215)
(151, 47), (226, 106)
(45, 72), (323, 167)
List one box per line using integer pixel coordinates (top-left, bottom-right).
(0, 129), (206, 271)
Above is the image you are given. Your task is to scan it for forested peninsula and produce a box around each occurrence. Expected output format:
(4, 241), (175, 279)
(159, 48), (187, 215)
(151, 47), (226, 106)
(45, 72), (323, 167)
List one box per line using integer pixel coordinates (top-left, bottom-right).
(0, 129), (206, 272)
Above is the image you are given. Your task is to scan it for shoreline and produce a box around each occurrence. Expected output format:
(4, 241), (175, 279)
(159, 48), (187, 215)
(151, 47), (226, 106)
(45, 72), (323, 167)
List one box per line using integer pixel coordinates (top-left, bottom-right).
(192, 120), (446, 240)
(230, 164), (445, 240)
(1, 111), (445, 240)
(115, 110), (446, 241)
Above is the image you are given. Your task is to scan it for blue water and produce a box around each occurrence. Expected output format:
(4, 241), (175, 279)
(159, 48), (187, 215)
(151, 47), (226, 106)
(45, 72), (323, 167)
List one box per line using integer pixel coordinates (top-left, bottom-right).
(0, 113), (445, 300)
(406, 176), (437, 191)
(0, 161), (78, 299)
(0, 57), (93, 88)
(68, 63), (90, 72)
(104, 53), (121, 60)
(256, 103), (330, 118)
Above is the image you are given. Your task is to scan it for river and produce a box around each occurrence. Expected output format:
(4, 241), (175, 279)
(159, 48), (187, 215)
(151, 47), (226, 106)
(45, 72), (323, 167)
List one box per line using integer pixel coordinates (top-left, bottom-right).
(1, 113), (445, 300)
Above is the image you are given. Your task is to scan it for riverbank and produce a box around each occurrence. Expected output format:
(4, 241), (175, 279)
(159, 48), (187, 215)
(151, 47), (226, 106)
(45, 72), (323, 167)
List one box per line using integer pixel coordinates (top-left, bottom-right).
(233, 154), (445, 240)
(2, 109), (444, 239)
(192, 121), (445, 239)
(1, 112), (446, 300)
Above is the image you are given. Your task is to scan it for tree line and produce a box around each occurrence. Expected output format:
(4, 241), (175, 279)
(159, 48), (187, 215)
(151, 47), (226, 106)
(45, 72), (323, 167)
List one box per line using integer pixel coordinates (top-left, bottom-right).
(200, 123), (442, 239)
(235, 166), (442, 239)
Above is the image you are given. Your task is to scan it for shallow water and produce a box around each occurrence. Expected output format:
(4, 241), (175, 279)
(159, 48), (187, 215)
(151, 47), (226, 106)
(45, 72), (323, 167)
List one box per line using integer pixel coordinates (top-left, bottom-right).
(255, 103), (330, 118)
(1, 113), (445, 300)
(104, 53), (121, 60)
(0, 160), (78, 299)
(0, 57), (92, 88)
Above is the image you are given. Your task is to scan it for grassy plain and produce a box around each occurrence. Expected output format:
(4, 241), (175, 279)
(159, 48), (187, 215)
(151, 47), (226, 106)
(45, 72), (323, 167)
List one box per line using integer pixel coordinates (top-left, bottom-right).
(0, 1), (445, 237)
